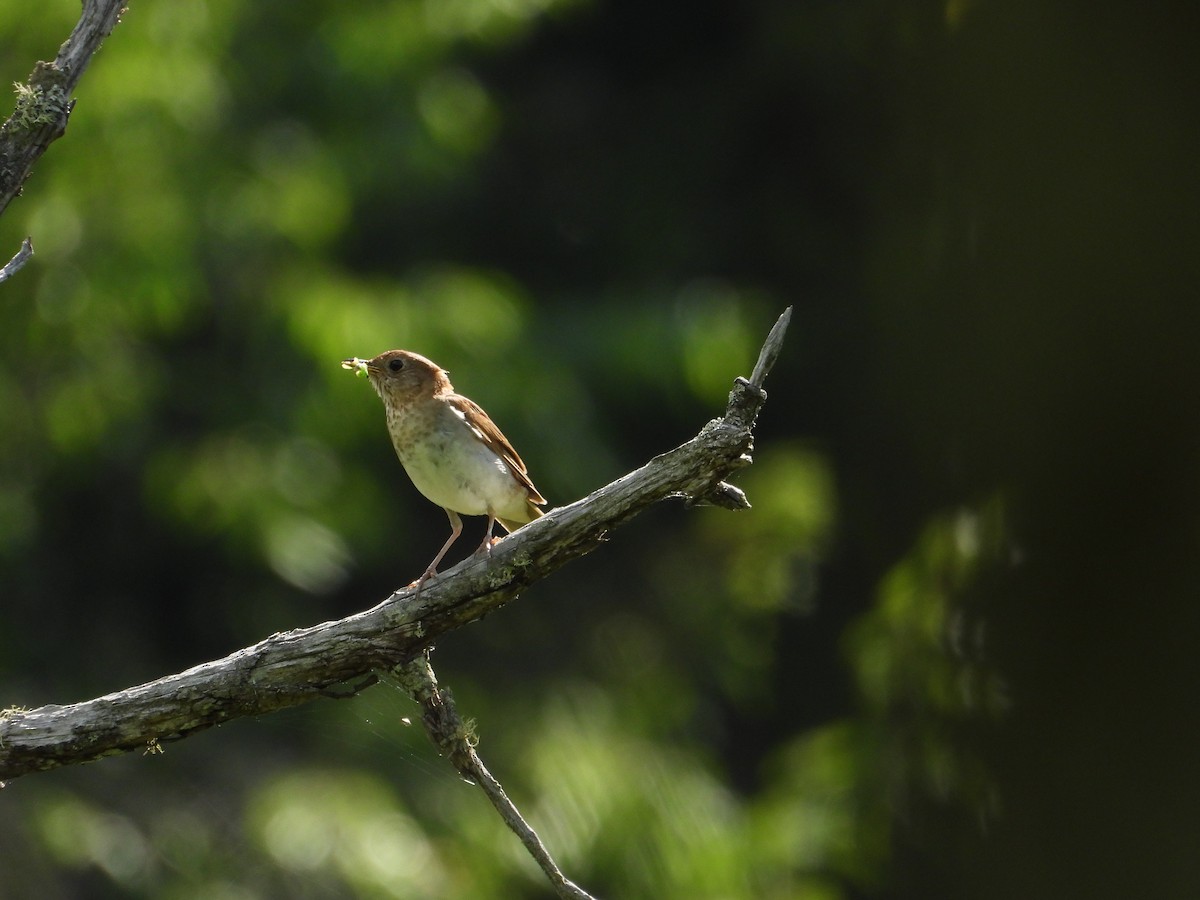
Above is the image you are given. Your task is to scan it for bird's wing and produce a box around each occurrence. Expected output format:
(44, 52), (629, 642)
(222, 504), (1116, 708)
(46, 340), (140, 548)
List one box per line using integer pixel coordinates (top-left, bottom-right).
(449, 394), (547, 505)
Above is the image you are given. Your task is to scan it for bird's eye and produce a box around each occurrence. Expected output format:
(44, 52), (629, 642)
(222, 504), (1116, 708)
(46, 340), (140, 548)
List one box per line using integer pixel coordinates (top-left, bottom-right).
(388, 358), (405, 372)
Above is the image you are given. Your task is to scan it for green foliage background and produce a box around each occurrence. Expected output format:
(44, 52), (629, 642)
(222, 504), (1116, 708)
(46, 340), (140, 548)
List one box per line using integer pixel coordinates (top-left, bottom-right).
(1, 1), (1197, 897)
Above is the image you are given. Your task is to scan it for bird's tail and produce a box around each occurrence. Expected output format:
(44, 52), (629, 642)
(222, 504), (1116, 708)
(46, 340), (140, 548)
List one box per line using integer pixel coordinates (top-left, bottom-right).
(498, 501), (544, 533)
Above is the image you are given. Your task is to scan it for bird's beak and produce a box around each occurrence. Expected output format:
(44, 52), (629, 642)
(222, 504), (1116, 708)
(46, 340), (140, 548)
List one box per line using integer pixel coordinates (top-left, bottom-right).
(341, 357), (369, 377)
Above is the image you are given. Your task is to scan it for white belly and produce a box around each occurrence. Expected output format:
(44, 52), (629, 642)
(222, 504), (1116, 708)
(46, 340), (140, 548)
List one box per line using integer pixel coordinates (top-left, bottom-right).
(396, 419), (529, 520)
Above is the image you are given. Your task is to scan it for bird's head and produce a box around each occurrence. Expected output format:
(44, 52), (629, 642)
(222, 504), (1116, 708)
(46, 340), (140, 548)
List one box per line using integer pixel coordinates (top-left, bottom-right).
(341, 349), (451, 405)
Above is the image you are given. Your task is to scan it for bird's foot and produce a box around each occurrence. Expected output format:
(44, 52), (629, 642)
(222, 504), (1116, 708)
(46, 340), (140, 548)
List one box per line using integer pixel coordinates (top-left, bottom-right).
(472, 535), (503, 558)
(410, 567), (439, 594)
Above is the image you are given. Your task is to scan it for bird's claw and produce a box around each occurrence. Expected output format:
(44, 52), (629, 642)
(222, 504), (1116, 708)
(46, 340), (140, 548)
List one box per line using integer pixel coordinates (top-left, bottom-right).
(473, 535), (502, 558)
(410, 567), (439, 594)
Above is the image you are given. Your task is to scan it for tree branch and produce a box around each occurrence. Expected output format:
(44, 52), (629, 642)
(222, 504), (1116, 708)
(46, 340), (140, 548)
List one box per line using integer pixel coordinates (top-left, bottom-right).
(0, 307), (792, 784)
(0, 0), (128, 219)
(390, 655), (597, 900)
(0, 237), (34, 284)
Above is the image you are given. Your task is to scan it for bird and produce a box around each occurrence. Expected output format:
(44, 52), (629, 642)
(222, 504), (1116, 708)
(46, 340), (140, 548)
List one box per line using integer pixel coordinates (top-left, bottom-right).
(342, 349), (546, 589)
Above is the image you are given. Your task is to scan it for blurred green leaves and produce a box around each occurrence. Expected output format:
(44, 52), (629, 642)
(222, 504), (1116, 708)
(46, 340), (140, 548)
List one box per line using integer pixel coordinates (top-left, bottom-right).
(845, 501), (1007, 816)
(703, 445), (836, 614)
(250, 770), (446, 898)
(677, 279), (761, 405)
(847, 501), (1007, 720)
(34, 791), (159, 891)
(417, 67), (499, 159)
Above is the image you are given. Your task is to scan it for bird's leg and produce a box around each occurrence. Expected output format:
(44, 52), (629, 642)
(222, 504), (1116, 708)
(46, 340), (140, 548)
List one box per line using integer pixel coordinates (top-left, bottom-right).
(473, 509), (501, 557)
(414, 509), (463, 591)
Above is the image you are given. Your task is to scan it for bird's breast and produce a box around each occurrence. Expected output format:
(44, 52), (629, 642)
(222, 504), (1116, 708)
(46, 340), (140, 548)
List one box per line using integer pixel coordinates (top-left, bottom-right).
(386, 400), (529, 519)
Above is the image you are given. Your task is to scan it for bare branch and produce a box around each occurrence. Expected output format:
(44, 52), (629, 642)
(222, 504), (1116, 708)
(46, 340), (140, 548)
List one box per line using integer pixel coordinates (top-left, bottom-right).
(0, 309), (791, 783)
(0, 237), (34, 284)
(390, 655), (597, 900)
(0, 0), (129, 219)
(749, 305), (792, 390)
(723, 305), (791, 437)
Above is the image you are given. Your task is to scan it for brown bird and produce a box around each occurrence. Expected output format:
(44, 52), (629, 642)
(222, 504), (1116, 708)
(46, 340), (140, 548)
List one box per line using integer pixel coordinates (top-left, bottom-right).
(342, 349), (546, 588)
